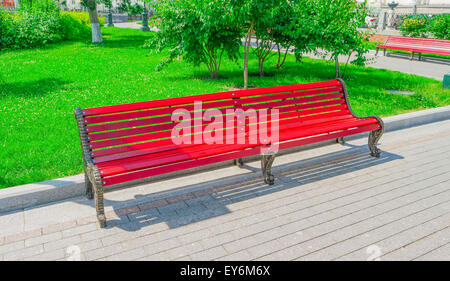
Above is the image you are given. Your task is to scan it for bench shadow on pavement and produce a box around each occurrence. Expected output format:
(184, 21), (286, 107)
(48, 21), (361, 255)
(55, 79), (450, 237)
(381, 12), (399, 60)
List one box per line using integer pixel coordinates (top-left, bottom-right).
(385, 53), (450, 66)
(100, 143), (403, 232)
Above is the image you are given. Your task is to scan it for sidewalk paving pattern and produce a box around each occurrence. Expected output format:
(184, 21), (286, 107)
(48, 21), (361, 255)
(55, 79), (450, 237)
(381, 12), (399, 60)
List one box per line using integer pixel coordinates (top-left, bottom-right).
(1, 119), (450, 261)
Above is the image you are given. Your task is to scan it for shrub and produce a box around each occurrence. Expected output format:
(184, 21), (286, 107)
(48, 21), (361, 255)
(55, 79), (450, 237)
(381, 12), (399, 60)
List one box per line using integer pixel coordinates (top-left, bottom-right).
(0, 9), (94, 50)
(429, 14), (450, 40)
(147, 0), (242, 80)
(0, 10), (62, 49)
(61, 11), (105, 27)
(399, 15), (430, 38)
(60, 12), (91, 41)
(18, 0), (60, 13)
(118, 0), (144, 17)
(0, 10), (16, 49)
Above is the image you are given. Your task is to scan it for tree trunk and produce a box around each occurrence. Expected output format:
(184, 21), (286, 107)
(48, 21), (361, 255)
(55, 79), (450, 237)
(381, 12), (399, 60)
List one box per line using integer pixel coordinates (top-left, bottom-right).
(87, 0), (103, 43)
(276, 44), (281, 69)
(259, 58), (264, 77)
(335, 57), (340, 79)
(279, 48), (289, 69)
(243, 22), (254, 90)
(341, 54), (352, 79)
(243, 33), (250, 89)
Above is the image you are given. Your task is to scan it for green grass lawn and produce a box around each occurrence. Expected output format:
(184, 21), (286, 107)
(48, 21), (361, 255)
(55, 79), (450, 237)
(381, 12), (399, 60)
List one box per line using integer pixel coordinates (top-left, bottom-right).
(0, 27), (449, 189)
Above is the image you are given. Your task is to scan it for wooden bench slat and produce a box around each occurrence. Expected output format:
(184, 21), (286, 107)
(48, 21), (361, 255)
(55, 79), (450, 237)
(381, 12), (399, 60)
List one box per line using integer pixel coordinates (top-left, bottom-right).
(101, 123), (380, 186)
(93, 111), (354, 164)
(98, 117), (377, 177)
(84, 86), (343, 126)
(82, 80), (342, 117)
(86, 86), (343, 134)
(88, 97), (346, 150)
(93, 110), (353, 164)
(87, 92), (344, 141)
(90, 104), (350, 159)
(377, 36), (450, 57)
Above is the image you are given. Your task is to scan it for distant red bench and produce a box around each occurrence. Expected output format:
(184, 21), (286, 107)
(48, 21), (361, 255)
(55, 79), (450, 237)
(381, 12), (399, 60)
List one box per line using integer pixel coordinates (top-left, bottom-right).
(75, 79), (384, 227)
(376, 36), (450, 60)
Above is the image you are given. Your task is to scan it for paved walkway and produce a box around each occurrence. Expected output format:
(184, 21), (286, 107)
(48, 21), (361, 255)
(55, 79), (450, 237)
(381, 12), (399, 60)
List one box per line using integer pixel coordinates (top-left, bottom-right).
(113, 21), (159, 32)
(303, 49), (449, 81)
(1, 119), (450, 261)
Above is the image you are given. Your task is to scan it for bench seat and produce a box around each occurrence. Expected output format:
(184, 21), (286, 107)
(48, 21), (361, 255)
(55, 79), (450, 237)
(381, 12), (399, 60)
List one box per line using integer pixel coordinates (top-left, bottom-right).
(97, 115), (379, 184)
(376, 36), (450, 59)
(75, 79), (384, 227)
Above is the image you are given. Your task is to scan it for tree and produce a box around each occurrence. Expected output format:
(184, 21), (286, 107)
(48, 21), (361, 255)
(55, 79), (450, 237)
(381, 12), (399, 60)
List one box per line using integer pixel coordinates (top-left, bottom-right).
(147, 0), (241, 80)
(82, 0), (103, 43)
(230, 0), (314, 84)
(250, 0), (279, 77)
(228, 0), (260, 88)
(313, 0), (369, 78)
(118, 0), (144, 20)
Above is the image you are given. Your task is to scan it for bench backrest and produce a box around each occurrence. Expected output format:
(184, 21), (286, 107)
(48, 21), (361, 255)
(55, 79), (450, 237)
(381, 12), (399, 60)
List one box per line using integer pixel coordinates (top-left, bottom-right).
(386, 36), (450, 51)
(80, 80), (350, 164)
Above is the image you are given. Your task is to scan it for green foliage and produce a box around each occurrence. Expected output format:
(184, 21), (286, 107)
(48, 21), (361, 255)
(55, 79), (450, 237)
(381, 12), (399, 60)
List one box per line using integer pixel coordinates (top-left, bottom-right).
(0, 9), (92, 50)
(400, 15), (430, 38)
(400, 14), (449, 40)
(118, 0), (144, 16)
(61, 11), (105, 27)
(0, 10), (62, 49)
(311, 0), (369, 78)
(60, 12), (92, 40)
(276, 0), (319, 64)
(146, 0), (242, 79)
(18, 0), (60, 13)
(429, 14), (450, 40)
(250, 0), (281, 76)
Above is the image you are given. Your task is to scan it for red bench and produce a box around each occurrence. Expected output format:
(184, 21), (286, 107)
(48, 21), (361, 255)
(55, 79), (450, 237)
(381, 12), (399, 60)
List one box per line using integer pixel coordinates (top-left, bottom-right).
(376, 36), (450, 60)
(75, 79), (384, 227)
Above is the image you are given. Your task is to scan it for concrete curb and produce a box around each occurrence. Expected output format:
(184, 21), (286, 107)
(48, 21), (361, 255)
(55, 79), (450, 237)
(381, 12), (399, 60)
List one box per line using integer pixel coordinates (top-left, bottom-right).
(1, 105), (449, 213)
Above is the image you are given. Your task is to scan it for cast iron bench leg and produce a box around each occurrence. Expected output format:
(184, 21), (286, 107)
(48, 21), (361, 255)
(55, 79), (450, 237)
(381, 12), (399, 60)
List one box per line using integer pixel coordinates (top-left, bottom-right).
(94, 184), (106, 228)
(336, 137), (345, 145)
(410, 52), (414, 60)
(87, 165), (106, 228)
(85, 171), (94, 200)
(368, 129), (383, 158)
(234, 158), (244, 168)
(261, 154), (276, 185)
(375, 47), (379, 56)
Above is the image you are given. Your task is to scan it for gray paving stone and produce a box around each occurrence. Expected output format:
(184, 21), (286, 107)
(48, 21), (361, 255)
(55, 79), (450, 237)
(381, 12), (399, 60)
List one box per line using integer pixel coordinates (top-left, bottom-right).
(190, 245), (228, 261)
(25, 232), (62, 247)
(383, 226), (450, 261)
(44, 235), (82, 252)
(4, 245), (44, 261)
(144, 237), (182, 256)
(164, 242), (204, 261)
(62, 223), (98, 238)
(0, 240), (25, 255)
(24, 248), (65, 261)
(414, 242), (450, 261)
(105, 247), (147, 261)
(84, 244), (123, 261)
